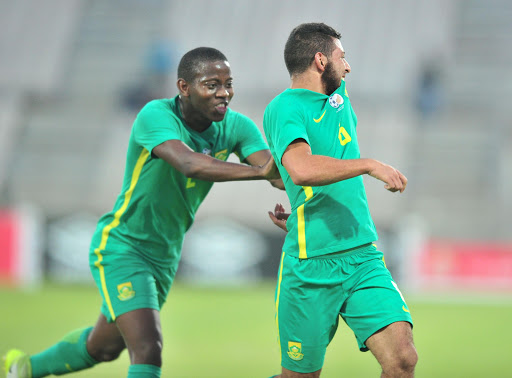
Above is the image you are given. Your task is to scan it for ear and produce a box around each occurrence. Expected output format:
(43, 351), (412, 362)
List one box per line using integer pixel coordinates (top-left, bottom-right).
(177, 78), (190, 97)
(313, 52), (327, 72)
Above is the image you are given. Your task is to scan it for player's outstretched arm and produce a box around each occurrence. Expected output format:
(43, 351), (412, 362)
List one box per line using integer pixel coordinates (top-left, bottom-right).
(282, 139), (407, 192)
(268, 203), (289, 232)
(153, 139), (280, 182)
(244, 149), (285, 190)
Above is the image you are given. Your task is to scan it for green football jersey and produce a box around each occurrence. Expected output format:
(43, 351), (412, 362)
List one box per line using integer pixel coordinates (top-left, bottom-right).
(91, 96), (269, 265)
(263, 81), (378, 259)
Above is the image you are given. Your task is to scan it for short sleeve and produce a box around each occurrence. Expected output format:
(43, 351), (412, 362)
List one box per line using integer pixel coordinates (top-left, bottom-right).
(264, 99), (309, 163)
(230, 112), (269, 161)
(133, 100), (182, 153)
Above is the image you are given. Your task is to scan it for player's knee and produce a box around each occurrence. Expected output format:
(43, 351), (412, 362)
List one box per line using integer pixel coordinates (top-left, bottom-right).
(89, 343), (125, 362)
(383, 345), (418, 375)
(399, 345), (418, 371)
(97, 350), (123, 362)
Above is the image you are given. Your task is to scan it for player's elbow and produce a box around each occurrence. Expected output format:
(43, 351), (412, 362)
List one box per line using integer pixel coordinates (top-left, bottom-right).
(288, 168), (314, 186)
(178, 161), (203, 178)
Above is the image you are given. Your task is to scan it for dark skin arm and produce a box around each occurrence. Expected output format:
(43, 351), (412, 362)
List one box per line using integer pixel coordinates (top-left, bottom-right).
(243, 149), (285, 189)
(152, 139), (280, 182)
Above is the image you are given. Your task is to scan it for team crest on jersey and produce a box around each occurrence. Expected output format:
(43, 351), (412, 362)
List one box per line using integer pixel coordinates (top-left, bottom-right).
(117, 282), (135, 301)
(328, 93), (344, 109)
(202, 148), (212, 156)
(214, 149), (228, 161)
(287, 342), (304, 361)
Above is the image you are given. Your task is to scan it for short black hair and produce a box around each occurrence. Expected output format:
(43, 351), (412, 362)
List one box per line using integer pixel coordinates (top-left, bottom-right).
(284, 23), (342, 76)
(177, 47), (228, 82)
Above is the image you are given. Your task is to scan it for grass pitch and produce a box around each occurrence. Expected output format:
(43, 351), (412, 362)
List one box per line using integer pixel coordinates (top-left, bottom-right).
(1, 282), (511, 377)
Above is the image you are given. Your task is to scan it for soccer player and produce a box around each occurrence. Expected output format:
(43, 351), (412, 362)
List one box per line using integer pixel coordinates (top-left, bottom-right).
(4, 47), (280, 378)
(264, 23), (418, 378)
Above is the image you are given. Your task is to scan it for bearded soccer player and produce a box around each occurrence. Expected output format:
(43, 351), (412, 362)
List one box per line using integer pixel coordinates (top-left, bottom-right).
(4, 47), (281, 378)
(264, 23), (418, 378)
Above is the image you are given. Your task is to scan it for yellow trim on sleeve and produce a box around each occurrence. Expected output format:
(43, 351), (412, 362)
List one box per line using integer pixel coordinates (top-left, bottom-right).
(275, 251), (286, 364)
(93, 148), (150, 321)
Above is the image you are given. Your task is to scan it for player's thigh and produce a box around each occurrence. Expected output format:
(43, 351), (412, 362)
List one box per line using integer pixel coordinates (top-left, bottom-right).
(276, 253), (344, 374)
(89, 248), (174, 322)
(282, 366), (322, 378)
(115, 308), (162, 351)
(341, 253), (413, 352)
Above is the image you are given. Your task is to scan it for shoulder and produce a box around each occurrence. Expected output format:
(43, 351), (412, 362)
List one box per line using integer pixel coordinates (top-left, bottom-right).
(138, 98), (174, 116)
(264, 91), (306, 126)
(135, 98), (180, 124)
(266, 90), (289, 108)
(223, 108), (257, 129)
(266, 90), (305, 114)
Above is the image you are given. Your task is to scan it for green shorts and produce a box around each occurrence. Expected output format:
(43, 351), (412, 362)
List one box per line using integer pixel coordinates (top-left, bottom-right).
(89, 246), (177, 322)
(275, 243), (413, 373)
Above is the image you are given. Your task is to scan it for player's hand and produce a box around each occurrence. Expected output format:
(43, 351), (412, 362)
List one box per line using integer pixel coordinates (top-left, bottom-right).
(260, 156), (281, 180)
(368, 160), (408, 193)
(268, 203), (289, 232)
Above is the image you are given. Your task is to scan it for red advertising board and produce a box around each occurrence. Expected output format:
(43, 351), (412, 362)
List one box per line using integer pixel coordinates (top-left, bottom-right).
(0, 207), (43, 287)
(417, 240), (512, 290)
(0, 209), (19, 285)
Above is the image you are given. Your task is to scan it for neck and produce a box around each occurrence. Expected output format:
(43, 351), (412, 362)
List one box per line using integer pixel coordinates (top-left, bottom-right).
(178, 97), (211, 132)
(290, 71), (326, 94)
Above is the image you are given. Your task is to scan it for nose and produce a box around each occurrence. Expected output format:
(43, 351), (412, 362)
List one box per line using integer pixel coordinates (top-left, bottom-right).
(216, 85), (232, 98)
(344, 59), (351, 73)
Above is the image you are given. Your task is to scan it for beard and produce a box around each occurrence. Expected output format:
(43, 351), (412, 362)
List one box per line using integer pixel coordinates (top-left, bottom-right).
(321, 62), (341, 96)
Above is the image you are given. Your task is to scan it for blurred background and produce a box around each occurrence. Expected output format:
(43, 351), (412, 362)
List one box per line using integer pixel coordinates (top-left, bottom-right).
(1, 0), (511, 377)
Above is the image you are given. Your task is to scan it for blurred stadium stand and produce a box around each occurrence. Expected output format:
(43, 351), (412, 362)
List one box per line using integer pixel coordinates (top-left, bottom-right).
(0, 0), (511, 286)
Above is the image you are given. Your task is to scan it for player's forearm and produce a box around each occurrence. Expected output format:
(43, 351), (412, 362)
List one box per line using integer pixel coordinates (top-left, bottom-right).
(183, 154), (266, 182)
(154, 140), (272, 182)
(288, 156), (374, 186)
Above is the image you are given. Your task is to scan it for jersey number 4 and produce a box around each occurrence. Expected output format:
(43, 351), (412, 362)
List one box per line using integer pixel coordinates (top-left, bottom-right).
(338, 124), (352, 146)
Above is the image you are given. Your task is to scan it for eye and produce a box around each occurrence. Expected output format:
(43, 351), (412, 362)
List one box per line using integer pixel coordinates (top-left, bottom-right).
(206, 83), (217, 90)
(225, 81), (233, 89)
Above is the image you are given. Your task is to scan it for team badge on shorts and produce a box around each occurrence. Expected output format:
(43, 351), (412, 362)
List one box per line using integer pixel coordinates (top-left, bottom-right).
(117, 282), (136, 301)
(287, 341), (304, 361)
(328, 93), (344, 108)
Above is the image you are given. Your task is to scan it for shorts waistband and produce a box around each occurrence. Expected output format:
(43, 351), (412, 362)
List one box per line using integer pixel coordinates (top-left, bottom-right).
(309, 243), (376, 259)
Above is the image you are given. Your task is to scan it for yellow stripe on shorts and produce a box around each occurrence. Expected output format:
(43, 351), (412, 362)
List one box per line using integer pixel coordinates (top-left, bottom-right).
(92, 148), (150, 320)
(275, 251), (286, 364)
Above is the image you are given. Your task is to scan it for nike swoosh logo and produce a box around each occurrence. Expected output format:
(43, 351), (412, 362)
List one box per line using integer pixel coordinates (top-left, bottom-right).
(402, 305), (410, 313)
(313, 110), (326, 123)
